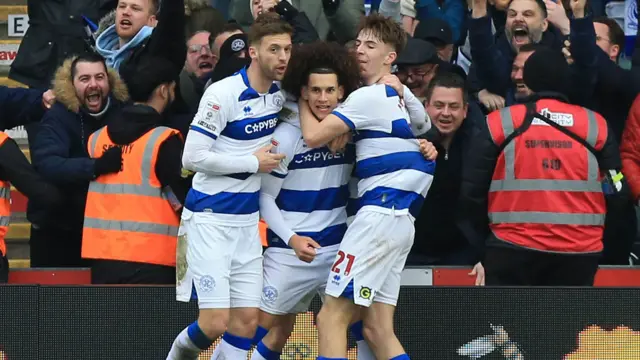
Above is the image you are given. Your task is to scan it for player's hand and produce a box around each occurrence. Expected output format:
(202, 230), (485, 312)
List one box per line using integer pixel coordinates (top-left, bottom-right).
(254, 144), (286, 173)
(42, 89), (55, 109)
(418, 139), (438, 160)
(289, 234), (320, 263)
(328, 133), (351, 155)
(469, 262), (485, 286)
(377, 74), (404, 97)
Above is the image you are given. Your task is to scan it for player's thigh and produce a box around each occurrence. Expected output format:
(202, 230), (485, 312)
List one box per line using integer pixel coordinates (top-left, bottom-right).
(375, 215), (415, 307)
(325, 211), (413, 308)
(261, 247), (335, 315)
(176, 211), (235, 309)
(228, 224), (264, 308)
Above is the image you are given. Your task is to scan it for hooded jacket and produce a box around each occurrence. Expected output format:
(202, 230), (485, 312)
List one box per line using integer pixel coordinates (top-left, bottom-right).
(29, 57), (129, 229)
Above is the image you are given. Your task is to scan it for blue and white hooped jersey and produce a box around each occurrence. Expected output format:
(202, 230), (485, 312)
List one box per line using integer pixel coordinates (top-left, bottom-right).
(331, 84), (436, 220)
(267, 103), (355, 249)
(185, 68), (286, 225)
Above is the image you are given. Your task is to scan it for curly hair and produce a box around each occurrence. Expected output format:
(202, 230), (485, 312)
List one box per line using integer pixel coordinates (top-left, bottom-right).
(281, 41), (361, 100)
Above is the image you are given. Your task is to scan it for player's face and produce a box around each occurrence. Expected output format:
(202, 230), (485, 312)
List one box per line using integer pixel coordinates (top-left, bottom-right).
(254, 33), (292, 81)
(355, 30), (396, 84)
(302, 73), (344, 120)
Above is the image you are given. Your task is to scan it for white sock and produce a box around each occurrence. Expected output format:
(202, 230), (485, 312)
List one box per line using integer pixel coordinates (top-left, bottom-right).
(356, 339), (376, 360)
(210, 332), (252, 360)
(167, 324), (210, 360)
(250, 340), (281, 360)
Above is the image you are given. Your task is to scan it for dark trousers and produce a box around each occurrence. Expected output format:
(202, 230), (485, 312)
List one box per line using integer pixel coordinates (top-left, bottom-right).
(29, 224), (85, 268)
(0, 255), (8, 283)
(91, 259), (175, 285)
(484, 246), (600, 286)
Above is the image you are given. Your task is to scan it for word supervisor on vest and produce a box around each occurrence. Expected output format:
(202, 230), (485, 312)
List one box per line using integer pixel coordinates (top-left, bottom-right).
(463, 98), (626, 286)
(82, 126), (182, 283)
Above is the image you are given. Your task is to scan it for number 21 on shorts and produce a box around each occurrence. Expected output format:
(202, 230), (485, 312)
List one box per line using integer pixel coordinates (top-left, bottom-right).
(331, 250), (356, 276)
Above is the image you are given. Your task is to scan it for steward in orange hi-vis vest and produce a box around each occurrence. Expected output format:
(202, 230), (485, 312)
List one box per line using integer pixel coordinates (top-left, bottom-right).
(83, 126), (182, 270)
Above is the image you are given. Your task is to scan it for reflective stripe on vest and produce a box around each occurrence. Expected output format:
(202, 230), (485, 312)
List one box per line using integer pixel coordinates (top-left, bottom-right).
(0, 182), (9, 257)
(83, 126), (180, 266)
(488, 107), (605, 227)
(0, 132), (9, 256)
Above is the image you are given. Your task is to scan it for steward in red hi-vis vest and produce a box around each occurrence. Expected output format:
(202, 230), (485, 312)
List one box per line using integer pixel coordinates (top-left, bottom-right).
(459, 48), (629, 286)
(486, 100), (610, 253)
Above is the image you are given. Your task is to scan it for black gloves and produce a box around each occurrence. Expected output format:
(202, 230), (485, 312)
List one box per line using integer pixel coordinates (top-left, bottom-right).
(94, 146), (123, 176)
(275, 0), (299, 21)
(322, 0), (341, 16)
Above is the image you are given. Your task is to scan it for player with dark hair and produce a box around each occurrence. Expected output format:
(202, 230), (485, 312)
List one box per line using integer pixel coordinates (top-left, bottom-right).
(297, 14), (436, 360)
(248, 40), (378, 360)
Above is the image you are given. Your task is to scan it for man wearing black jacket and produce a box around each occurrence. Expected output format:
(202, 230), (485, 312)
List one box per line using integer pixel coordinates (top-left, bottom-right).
(85, 57), (187, 284)
(29, 53), (127, 268)
(0, 133), (63, 283)
(410, 72), (484, 267)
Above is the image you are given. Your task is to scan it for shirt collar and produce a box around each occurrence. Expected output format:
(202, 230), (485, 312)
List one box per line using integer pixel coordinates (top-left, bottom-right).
(238, 67), (280, 101)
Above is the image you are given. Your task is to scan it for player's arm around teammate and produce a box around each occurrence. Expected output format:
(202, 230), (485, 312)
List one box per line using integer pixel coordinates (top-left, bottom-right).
(167, 13), (292, 360)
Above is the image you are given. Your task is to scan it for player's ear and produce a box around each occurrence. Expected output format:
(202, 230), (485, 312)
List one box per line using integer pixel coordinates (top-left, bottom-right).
(385, 51), (397, 66)
(248, 44), (259, 60)
(337, 85), (345, 101)
(301, 86), (310, 101)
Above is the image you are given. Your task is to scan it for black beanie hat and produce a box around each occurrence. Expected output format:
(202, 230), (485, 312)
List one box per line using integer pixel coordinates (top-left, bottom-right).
(120, 57), (178, 102)
(522, 47), (570, 96)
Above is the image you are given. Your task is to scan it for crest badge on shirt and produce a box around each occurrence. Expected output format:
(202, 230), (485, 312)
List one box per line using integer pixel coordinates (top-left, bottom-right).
(273, 94), (284, 107)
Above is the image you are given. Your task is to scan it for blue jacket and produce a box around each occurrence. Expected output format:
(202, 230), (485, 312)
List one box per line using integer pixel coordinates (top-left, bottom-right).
(0, 86), (45, 131)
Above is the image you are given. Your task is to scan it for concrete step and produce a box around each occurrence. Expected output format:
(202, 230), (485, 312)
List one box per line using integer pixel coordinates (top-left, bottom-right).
(8, 258), (29, 268)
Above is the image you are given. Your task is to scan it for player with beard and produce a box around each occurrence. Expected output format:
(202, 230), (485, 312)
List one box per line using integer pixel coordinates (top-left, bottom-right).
(249, 41), (378, 360)
(82, 57), (186, 284)
(167, 13), (292, 360)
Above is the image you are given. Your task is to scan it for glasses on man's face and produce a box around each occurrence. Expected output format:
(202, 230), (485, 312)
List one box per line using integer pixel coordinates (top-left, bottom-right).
(396, 65), (436, 80)
(188, 44), (212, 55)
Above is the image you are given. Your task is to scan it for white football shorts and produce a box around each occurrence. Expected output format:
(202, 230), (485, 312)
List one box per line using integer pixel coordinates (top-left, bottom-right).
(260, 245), (339, 315)
(324, 210), (414, 307)
(176, 209), (263, 309)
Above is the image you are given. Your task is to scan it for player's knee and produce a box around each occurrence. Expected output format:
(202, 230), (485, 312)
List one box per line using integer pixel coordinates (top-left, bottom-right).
(228, 308), (260, 337)
(197, 309), (229, 339)
(362, 320), (394, 345)
(317, 305), (348, 331)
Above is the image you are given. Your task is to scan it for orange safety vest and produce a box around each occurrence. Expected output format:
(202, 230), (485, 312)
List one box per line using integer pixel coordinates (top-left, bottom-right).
(486, 99), (607, 253)
(259, 219), (267, 247)
(82, 126), (181, 266)
(0, 133), (9, 257)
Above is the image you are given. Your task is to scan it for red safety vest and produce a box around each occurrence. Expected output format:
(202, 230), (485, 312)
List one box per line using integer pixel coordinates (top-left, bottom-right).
(0, 133), (9, 257)
(486, 99), (608, 253)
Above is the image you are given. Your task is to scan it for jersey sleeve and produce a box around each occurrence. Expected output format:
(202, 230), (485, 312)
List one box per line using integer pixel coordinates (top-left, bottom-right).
(269, 123), (301, 179)
(188, 88), (229, 140)
(331, 88), (377, 131)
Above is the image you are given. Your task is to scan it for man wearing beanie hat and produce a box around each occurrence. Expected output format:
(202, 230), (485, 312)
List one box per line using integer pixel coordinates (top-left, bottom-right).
(82, 57), (188, 285)
(459, 45), (627, 287)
